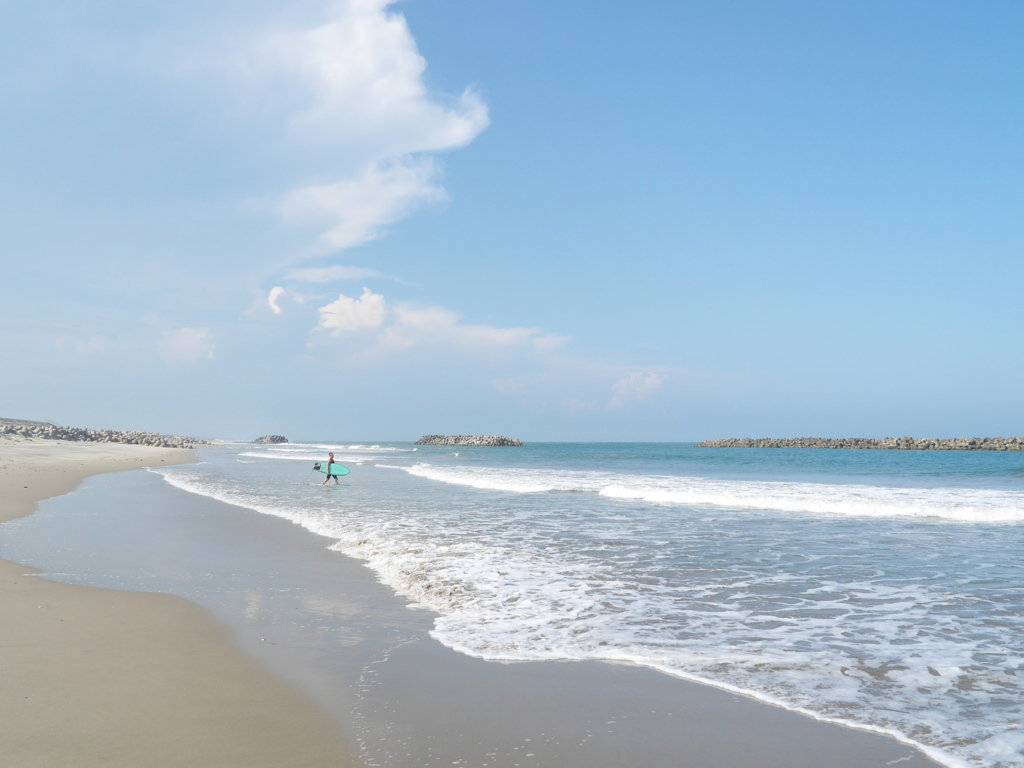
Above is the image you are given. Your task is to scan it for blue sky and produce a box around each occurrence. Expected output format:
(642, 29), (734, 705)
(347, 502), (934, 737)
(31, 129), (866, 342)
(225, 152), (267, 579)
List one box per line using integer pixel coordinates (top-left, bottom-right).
(2, 0), (1022, 441)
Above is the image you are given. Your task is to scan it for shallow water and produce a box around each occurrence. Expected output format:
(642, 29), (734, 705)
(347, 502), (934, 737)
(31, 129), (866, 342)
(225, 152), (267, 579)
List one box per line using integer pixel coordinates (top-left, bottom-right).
(35, 441), (1024, 767)
(0, 468), (937, 768)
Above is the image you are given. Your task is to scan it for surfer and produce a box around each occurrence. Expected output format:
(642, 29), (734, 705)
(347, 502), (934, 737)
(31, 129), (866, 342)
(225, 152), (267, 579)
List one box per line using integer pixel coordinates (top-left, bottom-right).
(322, 452), (341, 485)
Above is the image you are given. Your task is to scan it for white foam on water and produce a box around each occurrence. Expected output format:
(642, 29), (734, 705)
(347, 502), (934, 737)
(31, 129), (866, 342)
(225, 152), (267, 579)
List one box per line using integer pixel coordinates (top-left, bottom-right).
(154, 453), (1024, 768)
(240, 450), (411, 464)
(395, 463), (1024, 522)
(241, 444), (410, 460)
(239, 451), (338, 461)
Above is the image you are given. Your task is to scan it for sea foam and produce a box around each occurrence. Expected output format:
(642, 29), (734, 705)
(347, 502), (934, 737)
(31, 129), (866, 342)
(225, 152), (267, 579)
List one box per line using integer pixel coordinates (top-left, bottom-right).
(389, 463), (1024, 522)
(155, 446), (1024, 768)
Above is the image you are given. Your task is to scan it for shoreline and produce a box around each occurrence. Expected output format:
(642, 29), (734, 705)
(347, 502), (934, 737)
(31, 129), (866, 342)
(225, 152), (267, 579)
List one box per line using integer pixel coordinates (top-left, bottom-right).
(0, 438), (352, 767)
(8, 444), (949, 768)
(0, 438), (953, 768)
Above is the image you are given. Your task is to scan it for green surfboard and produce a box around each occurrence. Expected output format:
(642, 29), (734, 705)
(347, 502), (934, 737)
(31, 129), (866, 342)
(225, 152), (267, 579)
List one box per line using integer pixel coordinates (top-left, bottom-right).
(313, 461), (350, 477)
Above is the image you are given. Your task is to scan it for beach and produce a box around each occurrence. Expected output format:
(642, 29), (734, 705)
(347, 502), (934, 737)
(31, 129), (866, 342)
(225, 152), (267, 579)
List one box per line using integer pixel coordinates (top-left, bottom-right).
(0, 437), (967, 767)
(0, 437), (351, 768)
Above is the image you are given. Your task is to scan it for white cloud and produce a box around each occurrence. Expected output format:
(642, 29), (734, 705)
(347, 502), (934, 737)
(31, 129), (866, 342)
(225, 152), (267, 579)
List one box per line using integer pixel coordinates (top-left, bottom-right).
(217, 1), (489, 254)
(608, 371), (667, 408)
(251, 1), (488, 155)
(533, 332), (573, 351)
(284, 265), (383, 283)
(317, 287), (388, 335)
(278, 157), (447, 251)
(314, 289), (571, 352)
(263, 285), (321, 315)
(268, 286), (286, 314)
(382, 304), (568, 351)
(159, 328), (215, 365)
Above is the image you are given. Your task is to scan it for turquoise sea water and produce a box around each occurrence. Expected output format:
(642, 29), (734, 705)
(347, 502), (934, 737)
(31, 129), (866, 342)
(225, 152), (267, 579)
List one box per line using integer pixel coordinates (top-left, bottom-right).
(152, 442), (1024, 768)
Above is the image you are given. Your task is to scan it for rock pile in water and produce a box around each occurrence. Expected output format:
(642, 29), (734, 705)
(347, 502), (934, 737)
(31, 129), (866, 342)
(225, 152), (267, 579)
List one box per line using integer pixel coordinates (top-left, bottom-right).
(415, 434), (524, 447)
(0, 419), (207, 449)
(252, 435), (288, 444)
(695, 436), (1024, 451)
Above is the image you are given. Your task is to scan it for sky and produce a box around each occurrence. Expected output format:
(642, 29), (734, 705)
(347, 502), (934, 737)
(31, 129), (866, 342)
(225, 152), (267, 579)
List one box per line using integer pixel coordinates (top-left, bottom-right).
(1, 0), (1022, 441)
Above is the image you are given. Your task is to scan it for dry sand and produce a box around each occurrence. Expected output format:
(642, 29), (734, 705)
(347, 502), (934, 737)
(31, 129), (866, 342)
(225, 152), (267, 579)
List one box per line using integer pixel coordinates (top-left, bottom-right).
(0, 437), (352, 768)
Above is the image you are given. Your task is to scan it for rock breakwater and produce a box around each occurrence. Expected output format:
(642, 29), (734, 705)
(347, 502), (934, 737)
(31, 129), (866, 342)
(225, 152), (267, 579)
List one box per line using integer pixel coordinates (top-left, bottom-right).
(0, 419), (207, 449)
(415, 434), (523, 447)
(695, 436), (1024, 451)
(252, 435), (288, 444)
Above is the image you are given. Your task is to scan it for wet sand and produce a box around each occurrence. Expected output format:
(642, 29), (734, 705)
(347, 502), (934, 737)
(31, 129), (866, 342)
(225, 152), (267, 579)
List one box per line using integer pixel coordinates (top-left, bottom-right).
(0, 438), (352, 768)
(1, 458), (949, 768)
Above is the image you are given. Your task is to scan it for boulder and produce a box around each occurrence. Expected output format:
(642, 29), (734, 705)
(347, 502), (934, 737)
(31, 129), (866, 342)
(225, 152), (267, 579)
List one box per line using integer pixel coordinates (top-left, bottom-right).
(415, 434), (523, 447)
(694, 436), (1023, 452)
(0, 420), (207, 448)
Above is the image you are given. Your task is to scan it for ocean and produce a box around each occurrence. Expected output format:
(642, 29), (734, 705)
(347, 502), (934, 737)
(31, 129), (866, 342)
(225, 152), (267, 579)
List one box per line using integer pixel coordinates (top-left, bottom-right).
(140, 441), (1024, 768)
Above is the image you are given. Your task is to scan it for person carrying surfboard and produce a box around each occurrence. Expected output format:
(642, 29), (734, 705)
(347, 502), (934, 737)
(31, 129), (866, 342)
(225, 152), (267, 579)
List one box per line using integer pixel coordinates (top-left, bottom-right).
(322, 452), (341, 485)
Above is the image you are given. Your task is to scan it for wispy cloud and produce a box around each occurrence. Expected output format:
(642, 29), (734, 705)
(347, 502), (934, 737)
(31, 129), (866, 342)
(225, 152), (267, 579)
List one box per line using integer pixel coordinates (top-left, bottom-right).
(284, 265), (383, 283)
(277, 157), (447, 252)
(55, 334), (112, 359)
(608, 371), (667, 408)
(159, 327), (215, 365)
(382, 305), (569, 351)
(314, 288), (570, 352)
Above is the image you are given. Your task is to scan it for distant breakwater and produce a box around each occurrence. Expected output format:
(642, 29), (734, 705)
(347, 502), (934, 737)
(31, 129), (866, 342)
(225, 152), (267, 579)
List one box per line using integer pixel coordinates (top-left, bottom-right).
(252, 435), (288, 444)
(695, 436), (1024, 451)
(0, 419), (207, 449)
(415, 434), (523, 447)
